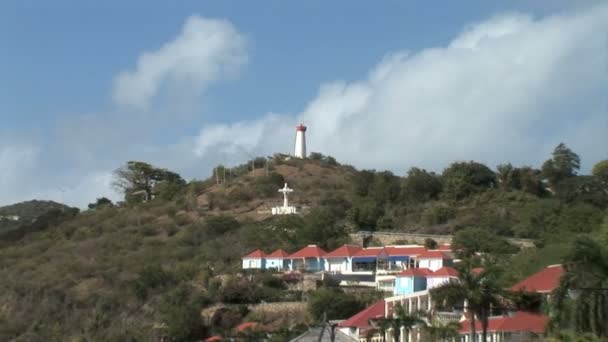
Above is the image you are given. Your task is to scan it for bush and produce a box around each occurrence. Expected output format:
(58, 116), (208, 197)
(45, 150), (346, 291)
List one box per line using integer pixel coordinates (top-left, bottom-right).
(422, 203), (455, 225)
(307, 288), (366, 321)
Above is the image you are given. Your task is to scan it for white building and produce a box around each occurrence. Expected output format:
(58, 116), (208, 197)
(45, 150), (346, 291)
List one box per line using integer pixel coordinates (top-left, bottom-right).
(294, 124), (307, 158)
(242, 249), (265, 269)
(416, 250), (453, 271)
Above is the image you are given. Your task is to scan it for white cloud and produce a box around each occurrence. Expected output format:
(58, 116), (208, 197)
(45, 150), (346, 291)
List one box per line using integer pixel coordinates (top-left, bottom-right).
(112, 15), (248, 109)
(193, 4), (608, 173)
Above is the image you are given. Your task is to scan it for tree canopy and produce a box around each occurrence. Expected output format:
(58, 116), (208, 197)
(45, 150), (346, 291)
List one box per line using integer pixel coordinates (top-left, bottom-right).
(113, 161), (186, 202)
(542, 143), (580, 186)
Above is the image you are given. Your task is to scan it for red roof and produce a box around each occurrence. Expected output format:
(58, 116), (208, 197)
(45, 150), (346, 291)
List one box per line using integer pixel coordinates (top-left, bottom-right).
(205, 336), (222, 342)
(267, 249), (290, 258)
(460, 311), (548, 334)
(417, 250), (451, 259)
(236, 322), (258, 332)
(385, 246), (426, 257)
(510, 264), (564, 293)
(437, 244), (452, 251)
(472, 267), (484, 275)
(242, 249), (265, 259)
(397, 267), (433, 277)
(325, 244), (362, 258)
(289, 245), (327, 258)
(338, 300), (385, 329)
(353, 247), (387, 258)
(430, 266), (459, 278)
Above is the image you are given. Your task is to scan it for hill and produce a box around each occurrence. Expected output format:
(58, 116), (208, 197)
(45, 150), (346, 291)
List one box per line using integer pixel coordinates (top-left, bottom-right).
(0, 147), (606, 341)
(0, 200), (78, 239)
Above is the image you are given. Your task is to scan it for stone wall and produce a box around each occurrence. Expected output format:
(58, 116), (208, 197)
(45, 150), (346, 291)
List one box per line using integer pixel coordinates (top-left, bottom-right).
(349, 231), (535, 249)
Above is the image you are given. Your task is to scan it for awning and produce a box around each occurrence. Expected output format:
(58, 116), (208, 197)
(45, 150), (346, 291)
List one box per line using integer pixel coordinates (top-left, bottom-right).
(388, 256), (410, 262)
(352, 257), (378, 263)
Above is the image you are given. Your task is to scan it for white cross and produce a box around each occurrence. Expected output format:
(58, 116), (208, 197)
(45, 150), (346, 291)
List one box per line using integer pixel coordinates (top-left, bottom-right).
(278, 183), (293, 208)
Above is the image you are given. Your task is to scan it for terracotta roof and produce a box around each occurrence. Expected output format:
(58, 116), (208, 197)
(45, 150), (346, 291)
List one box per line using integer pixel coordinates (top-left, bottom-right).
(397, 267), (433, 277)
(205, 336), (222, 342)
(266, 249), (290, 258)
(236, 322), (258, 332)
(472, 267), (484, 275)
(337, 300), (385, 329)
(353, 247), (387, 258)
(460, 311), (548, 334)
(510, 264), (564, 293)
(289, 245), (327, 258)
(385, 246), (426, 257)
(324, 244), (363, 258)
(242, 249), (265, 259)
(417, 250), (451, 259)
(430, 266), (459, 277)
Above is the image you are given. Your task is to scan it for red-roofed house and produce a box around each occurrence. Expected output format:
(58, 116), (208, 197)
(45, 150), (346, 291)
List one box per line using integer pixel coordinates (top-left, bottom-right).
(323, 244), (362, 273)
(459, 311), (548, 341)
(351, 247), (389, 273)
(427, 266), (459, 289)
(266, 249), (290, 270)
(288, 245), (327, 271)
(416, 250), (453, 271)
(394, 268), (432, 295)
(385, 246), (427, 270)
(241, 249), (266, 269)
(337, 300), (385, 340)
(510, 264), (564, 294)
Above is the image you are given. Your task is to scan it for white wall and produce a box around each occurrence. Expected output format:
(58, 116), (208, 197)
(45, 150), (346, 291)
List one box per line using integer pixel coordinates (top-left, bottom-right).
(419, 258), (443, 271)
(324, 258), (352, 273)
(266, 258), (285, 270)
(242, 258), (263, 269)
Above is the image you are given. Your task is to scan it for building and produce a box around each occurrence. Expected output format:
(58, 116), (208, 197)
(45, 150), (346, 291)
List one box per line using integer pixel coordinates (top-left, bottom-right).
(510, 264), (564, 294)
(242, 249), (265, 269)
(291, 326), (357, 342)
(294, 124), (307, 158)
(337, 300), (386, 341)
(323, 244), (362, 273)
(394, 268), (432, 295)
(459, 311), (548, 342)
(288, 245), (327, 271)
(427, 266), (459, 289)
(266, 249), (290, 270)
(416, 250), (454, 271)
(351, 247), (389, 273)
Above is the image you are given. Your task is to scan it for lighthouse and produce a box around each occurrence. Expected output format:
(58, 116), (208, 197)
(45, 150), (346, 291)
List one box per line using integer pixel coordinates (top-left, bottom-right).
(294, 124), (307, 158)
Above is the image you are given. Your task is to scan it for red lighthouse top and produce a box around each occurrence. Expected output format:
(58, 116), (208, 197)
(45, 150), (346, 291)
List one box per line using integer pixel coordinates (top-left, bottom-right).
(296, 124), (307, 132)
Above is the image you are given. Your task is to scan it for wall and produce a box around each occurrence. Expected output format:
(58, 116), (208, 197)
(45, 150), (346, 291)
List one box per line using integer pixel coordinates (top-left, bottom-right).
(242, 258), (264, 269)
(349, 232), (535, 248)
(266, 258), (288, 270)
(394, 277), (413, 295)
(324, 258), (351, 272)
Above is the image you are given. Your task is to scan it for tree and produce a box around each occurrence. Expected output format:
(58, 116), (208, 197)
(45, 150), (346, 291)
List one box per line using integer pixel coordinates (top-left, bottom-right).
(352, 170), (376, 196)
(496, 164), (545, 195)
(307, 288), (365, 321)
(552, 236), (608, 338)
(452, 227), (518, 257)
(542, 143), (580, 186)
(592, 160), (608, 184)
(423, 319), (460, 342)
(385, 304), (423, 342)
(431, 260), (509, 342)
(442, 161), (496, 200)
(401, 167), (443, 203)
(369, 171), (401, 204)
(113, 161), (186, 202)
(87, 197), (113, 210)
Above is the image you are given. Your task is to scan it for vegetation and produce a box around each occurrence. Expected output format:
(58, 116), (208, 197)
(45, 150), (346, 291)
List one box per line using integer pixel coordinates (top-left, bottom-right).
(0, 143), (606, 340)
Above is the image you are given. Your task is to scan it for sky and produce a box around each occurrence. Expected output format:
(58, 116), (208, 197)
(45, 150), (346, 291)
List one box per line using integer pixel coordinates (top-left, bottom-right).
(0, 1), (607, 207)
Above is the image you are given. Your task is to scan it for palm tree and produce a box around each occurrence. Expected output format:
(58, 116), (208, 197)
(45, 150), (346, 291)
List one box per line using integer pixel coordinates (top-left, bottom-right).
(552, 236), (608, 338)
(423, 319), (461, 342)
(430, 259), (507, 342)
(386, 304), (424, 342)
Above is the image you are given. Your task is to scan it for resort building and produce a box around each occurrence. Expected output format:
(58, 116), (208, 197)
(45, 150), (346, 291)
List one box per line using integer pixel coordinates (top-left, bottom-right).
(241, 249), (265, 269)
(323, 244), (362, 273)
(265, 249), (290, 270)
(288, 245), (327, 271)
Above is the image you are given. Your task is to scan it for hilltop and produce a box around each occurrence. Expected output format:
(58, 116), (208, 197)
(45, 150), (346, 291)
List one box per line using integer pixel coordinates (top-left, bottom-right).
(0, 200), (78, 239)
(0, 146), (606, 341)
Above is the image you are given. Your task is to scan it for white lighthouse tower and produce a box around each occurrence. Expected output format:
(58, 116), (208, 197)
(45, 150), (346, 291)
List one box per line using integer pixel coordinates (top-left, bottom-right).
(294, 124), (307, 158)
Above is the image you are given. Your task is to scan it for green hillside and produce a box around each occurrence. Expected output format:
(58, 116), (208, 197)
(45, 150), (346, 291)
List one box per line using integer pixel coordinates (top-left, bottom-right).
(0, 146), (606, 341)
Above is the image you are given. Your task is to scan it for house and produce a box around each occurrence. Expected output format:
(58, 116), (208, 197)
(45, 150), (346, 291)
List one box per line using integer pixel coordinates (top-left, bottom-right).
(337, 300), (385, 341)
(291, 326), (357, 341)
(324, 244), (362, 273)
(510, 264), (564, 294)
(459, 311), (548, 342)
(416, 250), (453, 271)
(427, 266), (459, 289)
(288, 245), (327, 271)
(385, 246), (426, 270)
(242, 249), (266, 269)
(351, 247), (389, 273)
(394, 268), (432, 295)
(266, 249), (290, 270)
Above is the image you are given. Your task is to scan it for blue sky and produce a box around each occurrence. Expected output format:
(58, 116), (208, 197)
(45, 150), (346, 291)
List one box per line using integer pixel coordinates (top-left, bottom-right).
(0, 1), (607, 207)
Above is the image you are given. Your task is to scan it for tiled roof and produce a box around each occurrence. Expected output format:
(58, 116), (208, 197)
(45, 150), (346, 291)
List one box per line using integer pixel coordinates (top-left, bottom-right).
(437, 244), (452, 251)
(242, 249), (265, 259)
(472, 267), (484, 275)
(236, 322), (259, 332)
(417, 250), (451, 259)
(324, 244), (362, 258)
(430, 266), (459, 277)
(289, 245), (327, 258)
(266, 249), (290, 258)
(205, 336), (222, 342)
(510, 264), (564, 293)
(353, 247), (387, 257)
(397, 267), (433, 277)
(337, 300), (385, 329)
(460, 311), (548, 334)
(385, 246), (426, 257)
